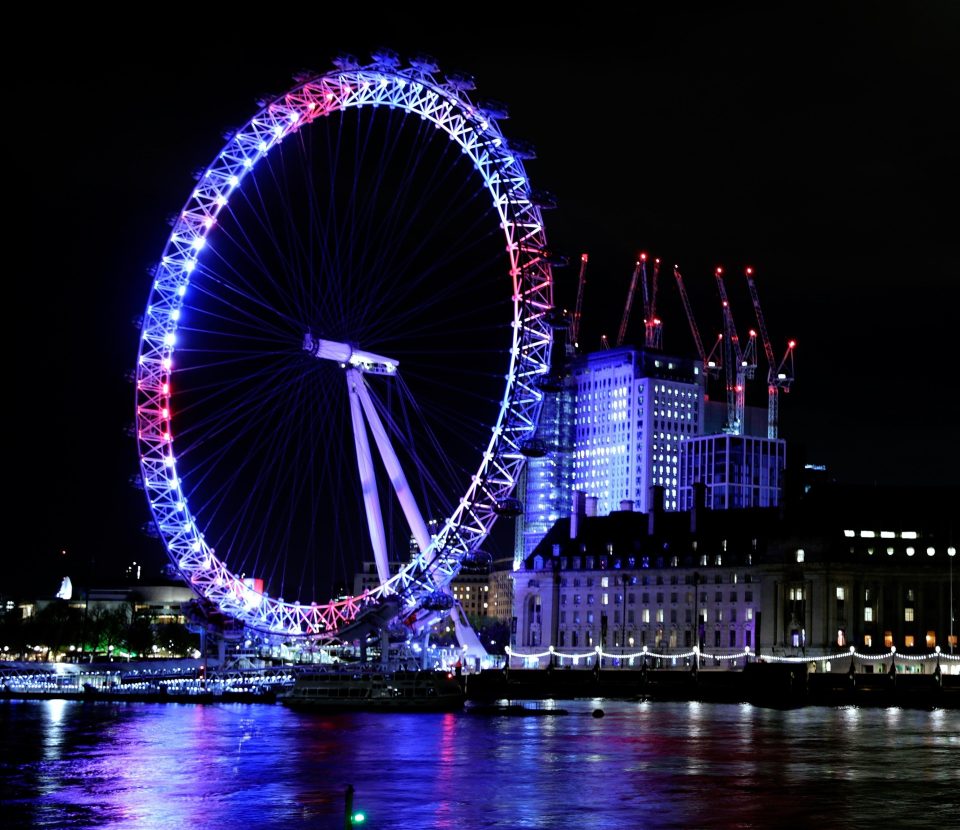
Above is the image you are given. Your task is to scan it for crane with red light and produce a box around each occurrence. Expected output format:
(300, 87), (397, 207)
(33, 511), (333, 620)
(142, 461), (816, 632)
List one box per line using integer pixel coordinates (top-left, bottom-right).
(617, 255), (643, 347)
(641, 255), (663, 349)
(744, 266), (795, 439)
(571, 253), (588, 351)
(617, 253), (662, 348)
(714, 266), (757, 435)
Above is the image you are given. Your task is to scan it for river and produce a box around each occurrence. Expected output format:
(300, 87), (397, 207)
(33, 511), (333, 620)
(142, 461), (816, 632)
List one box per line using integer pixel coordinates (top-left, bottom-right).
(2, 699), (957, 828)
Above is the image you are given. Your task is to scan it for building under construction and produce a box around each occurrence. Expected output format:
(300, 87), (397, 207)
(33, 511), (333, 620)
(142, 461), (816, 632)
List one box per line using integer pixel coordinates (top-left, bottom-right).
(516, 253), (795, 567)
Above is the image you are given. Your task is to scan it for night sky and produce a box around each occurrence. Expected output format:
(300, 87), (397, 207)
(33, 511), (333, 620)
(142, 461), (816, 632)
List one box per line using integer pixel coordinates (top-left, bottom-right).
(16, 6), (959, 596)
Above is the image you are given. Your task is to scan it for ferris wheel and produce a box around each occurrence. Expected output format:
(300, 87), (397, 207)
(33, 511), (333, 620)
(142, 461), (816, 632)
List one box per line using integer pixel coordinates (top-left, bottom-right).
(134, 52), (554, 639)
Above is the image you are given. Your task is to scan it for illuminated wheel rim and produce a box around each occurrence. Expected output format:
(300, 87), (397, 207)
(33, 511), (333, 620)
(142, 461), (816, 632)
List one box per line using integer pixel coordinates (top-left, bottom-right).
(135, 56), (553, 637)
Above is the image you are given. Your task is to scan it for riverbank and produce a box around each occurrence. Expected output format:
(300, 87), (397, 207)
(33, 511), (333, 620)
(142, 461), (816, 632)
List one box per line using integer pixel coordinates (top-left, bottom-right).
(465, 664), (960, 708)
(4, 665), (958, 708)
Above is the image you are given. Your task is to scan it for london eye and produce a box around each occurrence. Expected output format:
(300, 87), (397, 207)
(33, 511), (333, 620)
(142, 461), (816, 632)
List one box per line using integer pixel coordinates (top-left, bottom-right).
(134, 53), (554, 640)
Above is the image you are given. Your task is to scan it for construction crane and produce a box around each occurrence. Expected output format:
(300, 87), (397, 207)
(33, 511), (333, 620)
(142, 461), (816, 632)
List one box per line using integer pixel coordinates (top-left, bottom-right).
(617, 255), (643, 347)
(673, 264), (707, 369)
(714, 266), (757, 435)
(571, 253), (588, 351)
(705, 333), (724, 374)
(744, 266), (796, 438)
(642, 257), (663, 349)
(617, 253), (662, 348)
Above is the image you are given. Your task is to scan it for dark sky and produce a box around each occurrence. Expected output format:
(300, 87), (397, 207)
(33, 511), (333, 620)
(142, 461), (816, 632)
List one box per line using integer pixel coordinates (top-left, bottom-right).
(15, 6), (959, 595)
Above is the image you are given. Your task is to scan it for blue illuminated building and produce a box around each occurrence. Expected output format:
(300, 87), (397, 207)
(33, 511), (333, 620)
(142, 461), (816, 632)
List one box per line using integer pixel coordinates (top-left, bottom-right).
(516, 345), (787, 566)
(516, 383), (575, 567)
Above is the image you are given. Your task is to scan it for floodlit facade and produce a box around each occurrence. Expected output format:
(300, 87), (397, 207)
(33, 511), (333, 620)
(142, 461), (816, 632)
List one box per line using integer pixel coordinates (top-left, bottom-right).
(511, 484), (960, 671)
(513, 492), (766, 659)
(571, 347), (702, 516)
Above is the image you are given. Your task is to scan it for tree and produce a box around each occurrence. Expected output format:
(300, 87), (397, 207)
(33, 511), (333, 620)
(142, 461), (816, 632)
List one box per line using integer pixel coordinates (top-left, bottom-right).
(125, 616), (154, 657)
(0, 607), (28, 657)
(156, 622), (198, 657)
(87, 605), (130, 656)
(29, 600), (84, 657)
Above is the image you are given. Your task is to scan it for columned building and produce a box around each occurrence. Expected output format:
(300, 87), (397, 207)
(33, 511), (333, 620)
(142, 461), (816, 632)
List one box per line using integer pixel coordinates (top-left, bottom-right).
(513, 487), (772, 661)
(511, 484), (959, 670)
(760, 486), (958, 656)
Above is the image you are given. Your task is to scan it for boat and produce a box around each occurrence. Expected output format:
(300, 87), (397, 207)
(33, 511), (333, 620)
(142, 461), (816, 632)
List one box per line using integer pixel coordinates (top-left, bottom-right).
(279, 669), (465, 712)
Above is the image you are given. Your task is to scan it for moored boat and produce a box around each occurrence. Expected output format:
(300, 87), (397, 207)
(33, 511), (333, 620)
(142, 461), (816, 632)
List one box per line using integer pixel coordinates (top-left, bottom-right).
(280, 669), (464, 712)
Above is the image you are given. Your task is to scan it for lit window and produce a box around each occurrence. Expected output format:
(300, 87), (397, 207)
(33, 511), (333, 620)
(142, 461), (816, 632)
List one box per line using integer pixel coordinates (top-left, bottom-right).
(746, 608), (753, 621)
(926, 631), (936, 648)
(836, 587), (845, 600)
(796, 549), (805, 563)
(843, 530), (855, 538)
(904, 635), (915, 648)
(904, 608), (914, 622)
(884, 631), (893, 648)
(860, 530), (876, 538)
(864, 607), (874, 622)
(864, 634), (872, 648)
(901, 531), (918, 540)
(642, 609), (650, 623)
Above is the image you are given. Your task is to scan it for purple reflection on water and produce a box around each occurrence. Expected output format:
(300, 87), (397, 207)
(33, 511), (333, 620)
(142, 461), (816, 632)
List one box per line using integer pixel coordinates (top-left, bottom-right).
(2, 699), (958, 829)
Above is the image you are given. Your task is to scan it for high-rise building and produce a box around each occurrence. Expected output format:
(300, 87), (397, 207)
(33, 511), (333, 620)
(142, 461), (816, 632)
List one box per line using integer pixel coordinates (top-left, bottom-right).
(570, 347), (703, 515)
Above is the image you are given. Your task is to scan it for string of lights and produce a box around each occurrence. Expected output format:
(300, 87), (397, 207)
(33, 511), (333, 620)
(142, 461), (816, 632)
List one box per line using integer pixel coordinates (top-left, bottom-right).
(506, 644), (960, 664)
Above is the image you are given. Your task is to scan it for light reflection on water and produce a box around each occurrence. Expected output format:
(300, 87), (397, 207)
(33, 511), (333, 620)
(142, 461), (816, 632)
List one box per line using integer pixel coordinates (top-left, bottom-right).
(1, 699), (958, 829)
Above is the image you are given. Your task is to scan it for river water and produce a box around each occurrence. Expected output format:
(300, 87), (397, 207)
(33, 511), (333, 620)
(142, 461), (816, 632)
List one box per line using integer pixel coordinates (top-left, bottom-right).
(1, 699), (957, 829)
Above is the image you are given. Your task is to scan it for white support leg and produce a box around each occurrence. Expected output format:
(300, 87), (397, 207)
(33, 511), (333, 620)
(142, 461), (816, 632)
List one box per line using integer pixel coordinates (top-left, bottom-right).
(347, 368), (391, 586)
(450, 597), (490, 662)
(354, 377), (433, 554)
